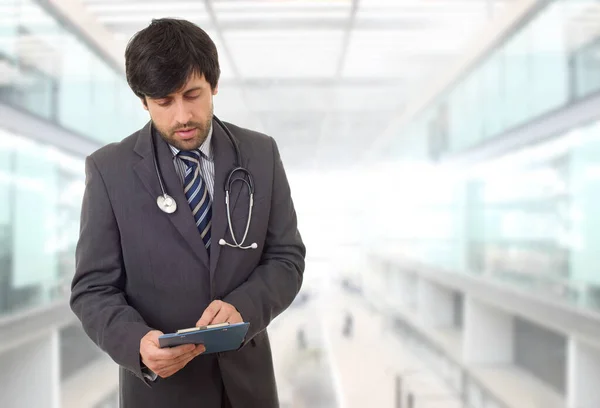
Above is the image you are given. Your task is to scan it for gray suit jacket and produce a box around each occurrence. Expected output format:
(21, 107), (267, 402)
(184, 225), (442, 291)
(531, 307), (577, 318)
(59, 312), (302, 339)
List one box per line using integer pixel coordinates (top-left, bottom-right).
(70, 120), (306, 408)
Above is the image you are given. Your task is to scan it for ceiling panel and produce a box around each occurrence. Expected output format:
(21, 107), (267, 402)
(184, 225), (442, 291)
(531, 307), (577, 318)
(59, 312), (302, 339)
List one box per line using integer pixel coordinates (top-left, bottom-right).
(212, 0), (350, 30)
(316, 112), (396, 144)
(86, 1), (208, 13)
(212, 0), (351, 11)
(224, 29), (345, 79)
(342, 24), (485, 78)
(77, 0), (519, 170)
(331, 85), (406, 111)
(83, 1), (211, 32)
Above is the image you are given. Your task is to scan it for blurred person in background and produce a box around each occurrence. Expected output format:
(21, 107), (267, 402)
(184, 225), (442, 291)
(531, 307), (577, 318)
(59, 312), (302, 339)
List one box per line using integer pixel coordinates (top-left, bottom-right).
(70, 18), (306, 408)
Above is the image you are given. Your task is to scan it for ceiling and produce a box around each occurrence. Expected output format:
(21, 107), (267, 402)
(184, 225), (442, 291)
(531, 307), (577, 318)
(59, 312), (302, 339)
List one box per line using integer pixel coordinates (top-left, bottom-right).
(78, 0), (516, 170)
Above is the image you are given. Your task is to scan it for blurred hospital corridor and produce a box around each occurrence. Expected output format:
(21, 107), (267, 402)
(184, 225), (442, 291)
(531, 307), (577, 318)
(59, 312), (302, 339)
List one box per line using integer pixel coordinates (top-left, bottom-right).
(2, 0), (600, 407)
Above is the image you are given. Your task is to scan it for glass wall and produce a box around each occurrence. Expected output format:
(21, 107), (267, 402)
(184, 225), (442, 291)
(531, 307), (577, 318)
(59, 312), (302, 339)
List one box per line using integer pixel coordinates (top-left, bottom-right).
(572, 34), (600, 99)
(379, 0), (600, 313)
(0, 0), (147, 144)
(414, 0), (600, 157)
(0, 0), (148, 317)
(384, 118), (600, 312)
(0, 127), (84, 315)
(468, 153), (571, 296)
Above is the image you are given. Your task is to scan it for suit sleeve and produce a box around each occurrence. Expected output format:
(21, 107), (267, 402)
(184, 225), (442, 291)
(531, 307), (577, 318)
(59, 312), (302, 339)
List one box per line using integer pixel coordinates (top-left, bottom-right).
(70, 156), (154, 385)
(224, 137), (306, 342)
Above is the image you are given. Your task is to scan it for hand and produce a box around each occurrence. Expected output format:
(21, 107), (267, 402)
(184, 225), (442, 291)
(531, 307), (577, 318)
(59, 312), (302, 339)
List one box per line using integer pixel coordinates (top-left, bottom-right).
(140, 330), (205, 379)
(196, 300), (243, 327)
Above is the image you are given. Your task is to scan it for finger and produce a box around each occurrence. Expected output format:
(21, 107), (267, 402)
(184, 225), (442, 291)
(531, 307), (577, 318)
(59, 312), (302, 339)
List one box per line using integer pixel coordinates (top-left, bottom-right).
(151, 353), (191, 373)
(145, 349), (193, 371)
(196, 301), (223, 326)
(158, 350), (198, 371)
(147, 343), (197, 361)
(162, 346), (204, 370)
(156, 346), (205, 377)
(158, 360), (187, 379)
(144, 330), (164, 346)
(150, 345), (206, 374)
(230, 312), (243, 324)
(210, 307), (231, 325)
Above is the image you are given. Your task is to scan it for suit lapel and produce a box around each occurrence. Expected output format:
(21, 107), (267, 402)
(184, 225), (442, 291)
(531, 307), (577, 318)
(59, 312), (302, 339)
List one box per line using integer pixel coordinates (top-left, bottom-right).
(133, 122), (210, 270)
(210, 120), (244, 277)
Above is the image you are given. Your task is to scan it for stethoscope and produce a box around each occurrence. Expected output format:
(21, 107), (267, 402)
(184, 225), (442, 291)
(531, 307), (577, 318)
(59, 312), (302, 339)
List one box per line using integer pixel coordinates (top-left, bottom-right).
(152, 115), (257, 250)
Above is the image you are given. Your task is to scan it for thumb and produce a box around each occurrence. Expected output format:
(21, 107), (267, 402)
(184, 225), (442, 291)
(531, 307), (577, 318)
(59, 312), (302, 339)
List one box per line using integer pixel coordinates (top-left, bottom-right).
(196, 301), (222, 326)
(145, 330), (164, 346)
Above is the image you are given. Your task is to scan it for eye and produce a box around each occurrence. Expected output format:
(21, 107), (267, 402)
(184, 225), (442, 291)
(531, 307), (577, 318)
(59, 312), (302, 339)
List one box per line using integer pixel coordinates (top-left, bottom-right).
(156, 100), (171, 107)
(185, 93), (200, 100)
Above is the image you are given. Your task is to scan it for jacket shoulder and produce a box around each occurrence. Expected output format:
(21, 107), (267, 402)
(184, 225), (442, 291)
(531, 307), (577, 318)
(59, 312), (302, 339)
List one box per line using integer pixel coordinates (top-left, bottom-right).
(221, 121), (276, 156)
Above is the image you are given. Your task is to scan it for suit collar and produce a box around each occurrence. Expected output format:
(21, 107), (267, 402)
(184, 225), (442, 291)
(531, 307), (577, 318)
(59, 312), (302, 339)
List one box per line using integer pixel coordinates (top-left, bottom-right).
(133, 120), (153, 159)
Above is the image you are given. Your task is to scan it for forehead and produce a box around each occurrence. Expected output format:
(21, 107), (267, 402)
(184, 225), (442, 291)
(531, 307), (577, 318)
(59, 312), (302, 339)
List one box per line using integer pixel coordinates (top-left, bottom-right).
(172, 72), (209, 94)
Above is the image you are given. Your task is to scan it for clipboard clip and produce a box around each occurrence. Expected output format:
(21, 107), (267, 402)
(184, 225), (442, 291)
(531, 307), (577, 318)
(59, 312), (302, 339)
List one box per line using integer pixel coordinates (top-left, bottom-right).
(176, 322), (230, 334)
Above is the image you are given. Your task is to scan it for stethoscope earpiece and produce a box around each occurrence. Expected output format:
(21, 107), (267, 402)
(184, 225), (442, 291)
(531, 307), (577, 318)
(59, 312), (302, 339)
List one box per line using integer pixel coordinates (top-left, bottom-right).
(219, 239), (257, 250)
(152, 116), (257, 250)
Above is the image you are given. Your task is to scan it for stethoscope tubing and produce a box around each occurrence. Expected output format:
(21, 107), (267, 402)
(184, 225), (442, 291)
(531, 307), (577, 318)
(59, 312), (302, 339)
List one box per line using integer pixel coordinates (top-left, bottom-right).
(151, 116), (257, 249)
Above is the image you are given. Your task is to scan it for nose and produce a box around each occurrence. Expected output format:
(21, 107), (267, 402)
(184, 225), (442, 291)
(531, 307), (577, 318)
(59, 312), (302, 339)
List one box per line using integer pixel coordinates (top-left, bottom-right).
(173, 100), (193, 126)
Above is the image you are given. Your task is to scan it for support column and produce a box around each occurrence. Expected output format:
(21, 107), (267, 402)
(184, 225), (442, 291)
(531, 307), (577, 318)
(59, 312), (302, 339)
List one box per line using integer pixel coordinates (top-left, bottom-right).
(567, 338), (600, 408)
(463, 297), (513, 364)
(393, 270), (417, 311)
(417, 279), (454, 328)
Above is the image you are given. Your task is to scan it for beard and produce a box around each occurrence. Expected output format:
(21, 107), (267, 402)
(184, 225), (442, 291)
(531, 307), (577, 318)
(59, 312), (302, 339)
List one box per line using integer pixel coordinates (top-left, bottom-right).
(153, 107), (213, 151)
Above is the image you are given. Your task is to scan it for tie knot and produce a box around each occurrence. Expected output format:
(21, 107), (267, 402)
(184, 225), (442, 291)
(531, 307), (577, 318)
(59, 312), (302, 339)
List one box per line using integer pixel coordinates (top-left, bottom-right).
(178, 150), (201, 168)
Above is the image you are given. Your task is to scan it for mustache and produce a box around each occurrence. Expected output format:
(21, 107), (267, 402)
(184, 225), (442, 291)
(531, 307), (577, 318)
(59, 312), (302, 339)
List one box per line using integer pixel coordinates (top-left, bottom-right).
(171, 121), (205, 133)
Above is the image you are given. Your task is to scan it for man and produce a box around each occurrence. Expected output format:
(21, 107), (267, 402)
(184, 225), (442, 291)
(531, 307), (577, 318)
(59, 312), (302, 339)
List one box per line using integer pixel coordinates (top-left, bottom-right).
(70, 18), (306, 408)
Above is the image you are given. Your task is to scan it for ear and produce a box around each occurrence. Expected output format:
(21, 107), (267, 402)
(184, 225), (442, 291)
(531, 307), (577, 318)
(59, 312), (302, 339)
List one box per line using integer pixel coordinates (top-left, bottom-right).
(141, 97), (148, 111)
(212, 84), (219, 96)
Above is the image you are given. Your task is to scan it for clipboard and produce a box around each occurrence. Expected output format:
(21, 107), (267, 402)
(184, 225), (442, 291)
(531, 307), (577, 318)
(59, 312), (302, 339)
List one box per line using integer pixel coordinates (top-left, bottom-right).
(158, 322), (250, 353)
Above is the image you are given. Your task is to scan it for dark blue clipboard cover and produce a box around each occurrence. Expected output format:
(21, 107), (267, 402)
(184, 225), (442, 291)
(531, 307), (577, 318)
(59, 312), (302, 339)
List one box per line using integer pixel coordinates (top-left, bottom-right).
(158, 322), (250, 354)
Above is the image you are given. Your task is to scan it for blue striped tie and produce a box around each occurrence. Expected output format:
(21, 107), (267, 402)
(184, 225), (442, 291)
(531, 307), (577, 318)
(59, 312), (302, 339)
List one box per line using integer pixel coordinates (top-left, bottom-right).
(178, 150), (212, 250)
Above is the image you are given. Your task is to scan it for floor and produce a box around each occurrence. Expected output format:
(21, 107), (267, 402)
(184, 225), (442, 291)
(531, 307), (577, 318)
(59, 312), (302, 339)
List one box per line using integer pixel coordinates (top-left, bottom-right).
(269, 282), (464, 408)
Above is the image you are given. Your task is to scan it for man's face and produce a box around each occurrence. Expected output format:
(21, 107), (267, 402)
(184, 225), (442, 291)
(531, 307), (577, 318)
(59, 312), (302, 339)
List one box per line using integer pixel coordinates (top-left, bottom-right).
(144, 72), (218, 151)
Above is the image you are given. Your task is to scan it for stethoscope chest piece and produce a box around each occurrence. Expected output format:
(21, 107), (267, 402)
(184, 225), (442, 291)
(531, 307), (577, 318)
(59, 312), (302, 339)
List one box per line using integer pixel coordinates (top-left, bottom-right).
(157, 194), (177, 214)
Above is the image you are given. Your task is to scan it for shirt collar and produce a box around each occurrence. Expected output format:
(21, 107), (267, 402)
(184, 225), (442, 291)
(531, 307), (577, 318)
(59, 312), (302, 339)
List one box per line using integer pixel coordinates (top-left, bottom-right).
(167, 122), (213, 160)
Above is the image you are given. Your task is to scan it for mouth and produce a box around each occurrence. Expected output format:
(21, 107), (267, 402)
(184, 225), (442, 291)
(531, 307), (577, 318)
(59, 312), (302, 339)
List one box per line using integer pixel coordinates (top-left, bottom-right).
(174, 128), (197, 140)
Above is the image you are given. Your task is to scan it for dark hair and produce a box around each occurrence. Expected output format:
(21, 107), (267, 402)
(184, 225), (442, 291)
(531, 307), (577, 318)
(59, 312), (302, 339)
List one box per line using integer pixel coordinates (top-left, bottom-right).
(125, 18), (220, 100)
